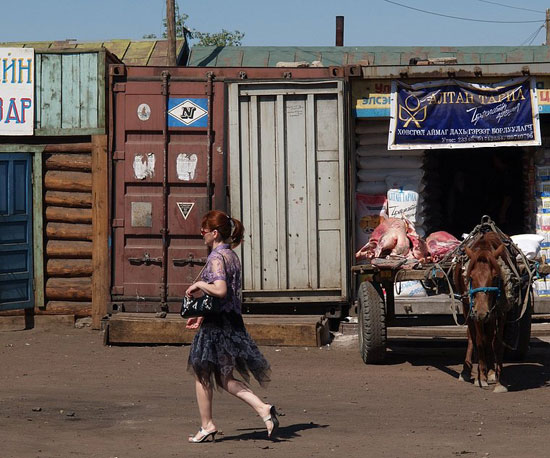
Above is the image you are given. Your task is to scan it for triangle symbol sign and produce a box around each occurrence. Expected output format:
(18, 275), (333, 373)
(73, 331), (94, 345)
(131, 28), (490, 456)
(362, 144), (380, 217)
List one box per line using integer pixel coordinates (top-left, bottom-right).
(177, 202), (195, 220)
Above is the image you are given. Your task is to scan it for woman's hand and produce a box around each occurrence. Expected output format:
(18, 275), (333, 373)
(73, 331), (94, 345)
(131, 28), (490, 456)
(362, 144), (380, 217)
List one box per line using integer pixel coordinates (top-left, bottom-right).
(185, 282), (205, 298)
(186, 316), (204, 329)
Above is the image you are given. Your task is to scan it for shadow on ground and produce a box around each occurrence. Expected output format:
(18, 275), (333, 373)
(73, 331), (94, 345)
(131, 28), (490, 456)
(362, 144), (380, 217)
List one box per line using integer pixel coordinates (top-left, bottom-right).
(385, 339), (550, 391)
(219, 422), (328, 442)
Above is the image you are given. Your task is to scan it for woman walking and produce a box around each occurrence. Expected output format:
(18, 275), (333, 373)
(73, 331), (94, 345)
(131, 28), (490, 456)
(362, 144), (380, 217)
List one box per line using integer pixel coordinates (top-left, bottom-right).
(186, 210), (279, 443)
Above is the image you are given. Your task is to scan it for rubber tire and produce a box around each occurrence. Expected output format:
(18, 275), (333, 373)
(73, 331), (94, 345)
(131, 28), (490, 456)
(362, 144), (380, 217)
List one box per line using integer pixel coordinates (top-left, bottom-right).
(358, 281), (387, 364)
(503, 298), (532, 362)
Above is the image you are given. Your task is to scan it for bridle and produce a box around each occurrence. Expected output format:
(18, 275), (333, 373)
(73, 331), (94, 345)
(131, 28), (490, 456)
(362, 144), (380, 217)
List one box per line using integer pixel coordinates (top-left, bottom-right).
(468, 277), (501, 318)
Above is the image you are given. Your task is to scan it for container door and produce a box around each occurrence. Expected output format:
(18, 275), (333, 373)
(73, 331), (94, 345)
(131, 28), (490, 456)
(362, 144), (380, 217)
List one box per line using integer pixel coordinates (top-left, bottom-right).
(229, 81), (348, 304)
(111, 72), (226, 312)
(0, 153), (34, 311)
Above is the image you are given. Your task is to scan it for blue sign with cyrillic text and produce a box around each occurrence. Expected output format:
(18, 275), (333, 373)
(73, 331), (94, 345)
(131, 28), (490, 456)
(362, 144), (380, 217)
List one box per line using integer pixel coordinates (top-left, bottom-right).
(388, 78), (540, 150)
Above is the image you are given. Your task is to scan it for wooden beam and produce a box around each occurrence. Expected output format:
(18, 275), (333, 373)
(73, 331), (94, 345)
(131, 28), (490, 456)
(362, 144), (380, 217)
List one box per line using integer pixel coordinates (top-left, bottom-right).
(47, 258), (93, 276)
(46, 222), (93, 241)
(43, 143), (92, 153)
(46, 240), (92, 258)
(44, 301), (92, 317)
(45, 190), (92, 208)
(46, 277), (92, 300)
(91, 135), (109, 329)
(44, 170), (92, 192)
(46, 206), (92, 224)
(44, 153), (92, 171)
(33, 152), (45, 309)
(105, 313), (328, 346)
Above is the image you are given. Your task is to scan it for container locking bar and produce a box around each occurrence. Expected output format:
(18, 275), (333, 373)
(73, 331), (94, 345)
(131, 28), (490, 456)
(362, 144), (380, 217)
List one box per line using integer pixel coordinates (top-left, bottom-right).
(128, 252), (163, 265)
(173, 254), (207, 266)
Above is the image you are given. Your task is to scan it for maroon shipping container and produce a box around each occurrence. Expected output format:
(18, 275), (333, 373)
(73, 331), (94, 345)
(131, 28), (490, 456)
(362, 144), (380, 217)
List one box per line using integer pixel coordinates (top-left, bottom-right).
(109, 65), (345, 313)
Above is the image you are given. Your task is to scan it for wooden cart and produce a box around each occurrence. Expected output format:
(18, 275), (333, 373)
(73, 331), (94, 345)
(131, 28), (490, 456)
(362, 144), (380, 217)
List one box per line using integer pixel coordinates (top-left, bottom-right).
(351, 245), (547, 364)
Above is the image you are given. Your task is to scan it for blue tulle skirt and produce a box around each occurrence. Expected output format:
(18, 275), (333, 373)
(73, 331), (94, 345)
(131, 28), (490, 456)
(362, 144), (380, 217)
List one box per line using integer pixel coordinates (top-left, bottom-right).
(188, 311), (271, 389)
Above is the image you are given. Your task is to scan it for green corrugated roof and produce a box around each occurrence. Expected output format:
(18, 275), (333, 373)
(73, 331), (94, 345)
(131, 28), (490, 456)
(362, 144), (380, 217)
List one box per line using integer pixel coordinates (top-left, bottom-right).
(0, 39), (188, 66)
(188, 45), (550, 67)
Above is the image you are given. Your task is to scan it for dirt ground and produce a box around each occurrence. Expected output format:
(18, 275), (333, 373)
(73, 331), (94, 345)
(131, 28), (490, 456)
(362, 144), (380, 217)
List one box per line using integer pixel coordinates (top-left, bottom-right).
(1, 322), (549, 458)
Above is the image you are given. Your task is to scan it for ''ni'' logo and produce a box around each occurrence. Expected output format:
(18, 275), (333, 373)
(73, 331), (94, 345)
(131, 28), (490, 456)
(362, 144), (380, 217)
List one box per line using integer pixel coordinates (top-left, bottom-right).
(168, 98), (208, 127)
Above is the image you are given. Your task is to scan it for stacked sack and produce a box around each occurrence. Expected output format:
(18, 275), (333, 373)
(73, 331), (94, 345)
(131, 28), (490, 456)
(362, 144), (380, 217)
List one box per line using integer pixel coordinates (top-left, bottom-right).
(355, 120), (427, 256)
(533, 150), (550, 296)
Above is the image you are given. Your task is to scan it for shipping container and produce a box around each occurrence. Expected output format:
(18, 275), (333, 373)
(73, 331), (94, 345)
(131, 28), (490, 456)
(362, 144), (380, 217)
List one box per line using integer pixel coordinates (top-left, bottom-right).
(108, 66), (347, 314)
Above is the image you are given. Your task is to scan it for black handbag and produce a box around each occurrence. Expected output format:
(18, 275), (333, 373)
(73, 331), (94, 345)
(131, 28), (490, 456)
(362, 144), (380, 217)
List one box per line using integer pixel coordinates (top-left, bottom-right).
(180, 294), (220, 318)
(180, 257), (224, 318)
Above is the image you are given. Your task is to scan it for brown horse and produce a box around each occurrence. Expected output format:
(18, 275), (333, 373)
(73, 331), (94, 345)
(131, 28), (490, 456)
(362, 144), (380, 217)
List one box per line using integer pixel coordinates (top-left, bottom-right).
(454, 232), (509, 393)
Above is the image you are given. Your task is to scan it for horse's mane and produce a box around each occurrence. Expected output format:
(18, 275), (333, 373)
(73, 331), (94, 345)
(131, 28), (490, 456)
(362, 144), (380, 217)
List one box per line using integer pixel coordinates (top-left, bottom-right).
(465, 233), (504, 280)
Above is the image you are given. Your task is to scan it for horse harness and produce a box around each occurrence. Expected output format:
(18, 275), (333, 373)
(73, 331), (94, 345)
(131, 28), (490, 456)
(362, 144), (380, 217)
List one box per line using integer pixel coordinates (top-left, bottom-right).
(467, 278), (501, 319)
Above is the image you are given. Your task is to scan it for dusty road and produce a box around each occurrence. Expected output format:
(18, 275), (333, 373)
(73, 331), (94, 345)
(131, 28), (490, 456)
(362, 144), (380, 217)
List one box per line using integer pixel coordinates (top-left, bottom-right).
(1, 323), (549, 458)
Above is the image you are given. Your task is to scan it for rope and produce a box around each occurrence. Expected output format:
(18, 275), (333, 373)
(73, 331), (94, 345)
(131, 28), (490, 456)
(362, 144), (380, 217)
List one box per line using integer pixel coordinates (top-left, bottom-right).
(437, 216), (534, 327)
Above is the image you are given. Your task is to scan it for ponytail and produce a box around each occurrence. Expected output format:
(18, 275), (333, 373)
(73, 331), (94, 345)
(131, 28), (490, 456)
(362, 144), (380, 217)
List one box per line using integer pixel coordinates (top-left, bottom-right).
(202, 210), (245, 248)
(229, 217), (244, 248)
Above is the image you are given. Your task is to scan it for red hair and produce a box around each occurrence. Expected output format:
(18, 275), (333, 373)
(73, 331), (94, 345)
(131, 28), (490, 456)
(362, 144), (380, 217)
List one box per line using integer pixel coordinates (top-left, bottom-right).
(201, 210), (244, 248)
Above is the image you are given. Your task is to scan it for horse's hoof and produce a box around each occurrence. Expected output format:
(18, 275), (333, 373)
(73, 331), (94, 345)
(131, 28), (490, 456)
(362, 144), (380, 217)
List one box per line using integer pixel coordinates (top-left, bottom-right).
(474, 378), (489, 388)
(458, 372), (471, 382)
(487, 371), (497, 384)
(493, 383), (508, 393)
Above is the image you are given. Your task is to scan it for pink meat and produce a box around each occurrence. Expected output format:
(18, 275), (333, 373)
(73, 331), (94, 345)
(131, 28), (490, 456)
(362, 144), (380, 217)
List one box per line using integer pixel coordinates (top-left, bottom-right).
(356, 218), (410, 260)
(426, 231), (460, 262)
(408, 230), (430, 262)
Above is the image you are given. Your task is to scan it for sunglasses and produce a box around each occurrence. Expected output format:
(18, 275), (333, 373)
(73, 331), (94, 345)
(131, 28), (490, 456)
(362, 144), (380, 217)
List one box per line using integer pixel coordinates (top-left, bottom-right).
(200, 227), (217, 236)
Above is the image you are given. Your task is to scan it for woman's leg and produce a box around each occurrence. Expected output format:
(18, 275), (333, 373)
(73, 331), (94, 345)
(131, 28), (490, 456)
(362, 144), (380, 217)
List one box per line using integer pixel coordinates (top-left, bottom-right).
(193, 377), (217, 433)
(222, 373), (275, 433)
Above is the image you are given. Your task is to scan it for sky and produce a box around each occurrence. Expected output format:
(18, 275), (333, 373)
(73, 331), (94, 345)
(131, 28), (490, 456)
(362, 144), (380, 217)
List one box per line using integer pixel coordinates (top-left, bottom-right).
(3, 0), (550, 48)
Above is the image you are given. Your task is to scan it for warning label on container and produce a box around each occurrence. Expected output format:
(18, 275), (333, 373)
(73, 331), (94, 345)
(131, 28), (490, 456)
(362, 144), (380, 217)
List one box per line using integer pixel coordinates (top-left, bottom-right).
(177, 202), (194, 220)
(168, 98), (208, 127)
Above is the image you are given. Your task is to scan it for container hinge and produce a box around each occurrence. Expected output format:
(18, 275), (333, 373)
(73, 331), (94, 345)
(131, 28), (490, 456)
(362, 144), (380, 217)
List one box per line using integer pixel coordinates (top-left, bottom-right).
(112, 219), (124, 228)
(113, 82), (126, 93)
(113, 150), (125, 160)
(128, 252), (162, 265)
(173, 254), (207, 266)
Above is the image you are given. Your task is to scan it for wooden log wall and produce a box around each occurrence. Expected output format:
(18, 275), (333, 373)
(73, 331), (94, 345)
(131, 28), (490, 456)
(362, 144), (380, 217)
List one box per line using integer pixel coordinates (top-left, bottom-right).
(44, 143), (93, 317)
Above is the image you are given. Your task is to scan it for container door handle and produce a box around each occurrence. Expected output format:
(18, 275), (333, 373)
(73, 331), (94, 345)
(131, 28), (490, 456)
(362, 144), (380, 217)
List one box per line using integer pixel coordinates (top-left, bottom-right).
(128, 252), (163, 265)
(173, 254), (207, 266)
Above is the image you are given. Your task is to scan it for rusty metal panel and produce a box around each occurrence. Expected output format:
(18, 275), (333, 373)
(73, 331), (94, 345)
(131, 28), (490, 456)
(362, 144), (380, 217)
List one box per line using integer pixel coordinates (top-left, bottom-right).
(228, 81), (348, 304)
(110, 69), (226, 312)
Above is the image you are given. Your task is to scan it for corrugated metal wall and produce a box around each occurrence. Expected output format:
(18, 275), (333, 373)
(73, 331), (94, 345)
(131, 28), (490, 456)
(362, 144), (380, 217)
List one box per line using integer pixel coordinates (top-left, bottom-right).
(229, 81), (348, 304)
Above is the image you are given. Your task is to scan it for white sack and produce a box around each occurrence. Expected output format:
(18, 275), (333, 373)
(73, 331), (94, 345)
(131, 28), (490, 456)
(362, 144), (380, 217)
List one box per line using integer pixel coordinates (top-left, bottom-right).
(358, 168), (423, 182)
(510, 234), (544, 260)
(356, 181), (388, 194)
(387, 188), (419, 223)
(357, 156), (423, 170)
(355, 194), (388, 249)
(394, 280), (427, 297)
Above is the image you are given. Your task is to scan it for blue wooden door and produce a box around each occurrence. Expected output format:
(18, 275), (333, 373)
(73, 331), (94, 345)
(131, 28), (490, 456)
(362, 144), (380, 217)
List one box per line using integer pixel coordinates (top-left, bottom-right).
(0, 153), (34, 311)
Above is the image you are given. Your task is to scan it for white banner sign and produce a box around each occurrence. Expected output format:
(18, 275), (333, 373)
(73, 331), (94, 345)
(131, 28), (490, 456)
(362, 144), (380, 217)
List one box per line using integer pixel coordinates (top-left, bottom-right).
(0, 48), (34, 135)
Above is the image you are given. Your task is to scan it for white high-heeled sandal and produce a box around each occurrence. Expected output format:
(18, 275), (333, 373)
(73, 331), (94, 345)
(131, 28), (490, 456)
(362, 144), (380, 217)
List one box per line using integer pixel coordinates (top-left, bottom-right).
(188, 427), (218, 443)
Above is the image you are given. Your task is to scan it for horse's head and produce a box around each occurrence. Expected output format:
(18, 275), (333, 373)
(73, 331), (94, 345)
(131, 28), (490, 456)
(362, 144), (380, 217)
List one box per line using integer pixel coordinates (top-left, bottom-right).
(464, 241), (505, 322)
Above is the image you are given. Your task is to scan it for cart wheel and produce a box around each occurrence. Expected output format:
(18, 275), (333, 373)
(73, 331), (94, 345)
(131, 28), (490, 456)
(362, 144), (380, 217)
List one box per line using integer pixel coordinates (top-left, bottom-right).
(357, 281), (386, 364)
(504, 297), (532, 362)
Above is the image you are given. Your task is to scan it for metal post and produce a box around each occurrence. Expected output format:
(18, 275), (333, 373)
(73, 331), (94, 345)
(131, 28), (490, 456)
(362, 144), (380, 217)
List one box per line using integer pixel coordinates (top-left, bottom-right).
(166, 0), (177, 66)
(206, 72), (214, 210)
(547, 9), (550, 46)
(336, 16), (344, 47)
(160, 71), (171, 310)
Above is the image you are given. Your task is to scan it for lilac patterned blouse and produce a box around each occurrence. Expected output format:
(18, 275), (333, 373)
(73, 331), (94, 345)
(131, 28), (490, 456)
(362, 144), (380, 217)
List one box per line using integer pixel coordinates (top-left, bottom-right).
(201, 244), (242, 314)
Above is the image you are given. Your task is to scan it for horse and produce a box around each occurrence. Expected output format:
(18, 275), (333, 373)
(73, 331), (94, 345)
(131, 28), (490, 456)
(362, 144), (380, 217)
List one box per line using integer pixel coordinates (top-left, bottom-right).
(454, 231), (510, 393)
